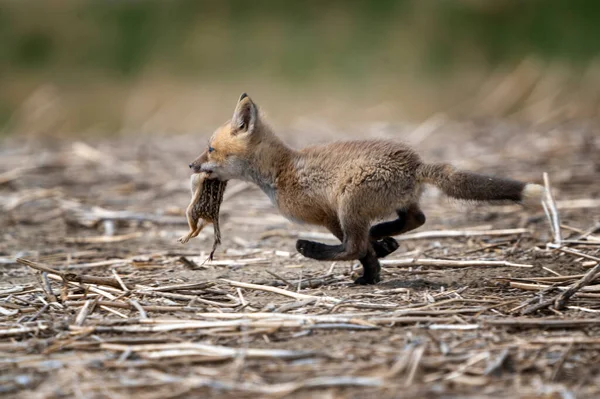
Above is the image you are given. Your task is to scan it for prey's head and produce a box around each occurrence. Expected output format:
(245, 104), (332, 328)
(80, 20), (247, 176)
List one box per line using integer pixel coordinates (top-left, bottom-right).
(189, 93), (261, 180)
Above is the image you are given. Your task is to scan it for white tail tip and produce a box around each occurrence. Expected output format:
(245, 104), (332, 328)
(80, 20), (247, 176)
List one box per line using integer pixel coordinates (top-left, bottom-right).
(521, 183), (546, 208)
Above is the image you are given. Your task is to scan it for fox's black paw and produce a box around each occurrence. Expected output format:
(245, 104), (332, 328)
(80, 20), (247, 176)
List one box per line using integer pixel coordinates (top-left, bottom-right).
(296, 239), (320, 259)
(296, 239), (343, 260)
(353, 274), (381, 285)
(372, 237), (399, 258)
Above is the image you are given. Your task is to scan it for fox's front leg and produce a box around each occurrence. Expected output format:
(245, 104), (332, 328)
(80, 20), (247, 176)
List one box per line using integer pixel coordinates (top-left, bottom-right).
(295, 214), (381, 284)
(295, 215), (369, 261)
(296, 235), (381, 285)
(296, 204), (424, 284)
(355, 247), (381, 285)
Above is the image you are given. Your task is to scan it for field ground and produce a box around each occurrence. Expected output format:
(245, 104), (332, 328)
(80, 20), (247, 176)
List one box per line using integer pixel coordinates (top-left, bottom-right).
(1, 119), (599, 398)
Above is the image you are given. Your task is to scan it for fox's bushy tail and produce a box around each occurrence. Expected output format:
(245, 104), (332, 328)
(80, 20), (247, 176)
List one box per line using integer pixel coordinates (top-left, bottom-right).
(417, 163), (544, 207)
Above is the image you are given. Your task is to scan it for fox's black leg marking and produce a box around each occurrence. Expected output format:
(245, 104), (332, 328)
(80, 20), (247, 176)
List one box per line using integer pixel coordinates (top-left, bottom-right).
(296, 206), (424, 263)
(295, 239), (381, 284)
(370, 210), (409, 240)
(297, 216), (369, 261)
(354, 247), (381, 285)
(369, 210), (407, 258)
(369, 205), (425, 258)
(370, 205), (426, 240)
(296, 222), (348, 261)
(296, 240), (345, 260)
(371, 237), (399, 258)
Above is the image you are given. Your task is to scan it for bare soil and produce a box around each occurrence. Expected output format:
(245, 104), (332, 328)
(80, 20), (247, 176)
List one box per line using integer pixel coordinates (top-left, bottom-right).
(1, 119), (599, 398)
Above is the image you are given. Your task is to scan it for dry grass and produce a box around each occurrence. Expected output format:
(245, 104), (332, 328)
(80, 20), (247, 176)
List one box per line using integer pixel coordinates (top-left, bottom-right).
(0, 119), (599, 398)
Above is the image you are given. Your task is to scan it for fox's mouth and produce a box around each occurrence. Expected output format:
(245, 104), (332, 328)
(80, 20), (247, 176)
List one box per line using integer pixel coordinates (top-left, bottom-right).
(199, 164), (217, 178)
(189, 163), (208, 174)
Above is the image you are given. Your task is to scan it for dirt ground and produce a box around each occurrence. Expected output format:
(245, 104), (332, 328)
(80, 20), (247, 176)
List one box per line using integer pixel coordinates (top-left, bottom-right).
(1, 118), (599, 398)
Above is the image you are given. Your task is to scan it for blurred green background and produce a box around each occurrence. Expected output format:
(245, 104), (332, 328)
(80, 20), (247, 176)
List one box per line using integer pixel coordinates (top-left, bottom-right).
(2, 0), (600, 136)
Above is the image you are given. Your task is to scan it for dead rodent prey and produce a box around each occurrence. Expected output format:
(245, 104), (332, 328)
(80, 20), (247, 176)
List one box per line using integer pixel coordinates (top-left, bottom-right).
(178, 173), (228, 260)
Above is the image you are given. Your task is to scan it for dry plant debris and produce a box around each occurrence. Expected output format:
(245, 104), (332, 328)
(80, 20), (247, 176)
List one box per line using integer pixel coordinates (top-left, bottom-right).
(0, 121), (599, 398)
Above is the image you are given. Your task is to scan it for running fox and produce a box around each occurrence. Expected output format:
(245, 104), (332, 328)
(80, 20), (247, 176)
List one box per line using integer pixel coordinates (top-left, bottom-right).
(189, 93), (544, 284)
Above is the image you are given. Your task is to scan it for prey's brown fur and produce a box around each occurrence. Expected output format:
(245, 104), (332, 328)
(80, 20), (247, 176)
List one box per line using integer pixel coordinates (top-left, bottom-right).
(189, 93), (544, 284)
(178, 172), (228, 260)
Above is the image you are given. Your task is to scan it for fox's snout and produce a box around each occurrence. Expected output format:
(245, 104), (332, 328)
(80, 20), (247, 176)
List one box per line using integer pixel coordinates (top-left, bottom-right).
(189, 149), (209, 173)
(189, 161), (204, 174)
(188, 160), (199, 171)
(189, 162), (202, 171)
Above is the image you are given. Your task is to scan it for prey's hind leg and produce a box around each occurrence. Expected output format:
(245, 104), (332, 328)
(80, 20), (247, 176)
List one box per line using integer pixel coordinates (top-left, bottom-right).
(178, 205), (197, 244)
(178, 219), (208, 244)
(370, 204), (426, 257)
(191, 219), (208, 238)
(178, 175), (206, 244)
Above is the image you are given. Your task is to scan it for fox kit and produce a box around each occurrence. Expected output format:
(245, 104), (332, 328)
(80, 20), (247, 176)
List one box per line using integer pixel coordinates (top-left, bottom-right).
(189, 93), (544, 284)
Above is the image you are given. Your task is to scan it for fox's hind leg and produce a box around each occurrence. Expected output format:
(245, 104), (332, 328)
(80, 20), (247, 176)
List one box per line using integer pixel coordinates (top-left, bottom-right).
(369, 204), (426, 257)
(371, 237), (400, 259)
(370, 204), (426, 239)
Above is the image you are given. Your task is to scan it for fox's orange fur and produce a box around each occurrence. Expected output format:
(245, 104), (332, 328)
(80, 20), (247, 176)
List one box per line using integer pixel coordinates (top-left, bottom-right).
(189, 93), (545, 284)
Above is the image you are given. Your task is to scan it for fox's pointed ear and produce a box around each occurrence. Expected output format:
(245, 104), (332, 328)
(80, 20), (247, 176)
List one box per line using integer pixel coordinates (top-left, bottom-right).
(232, 93), (258, 135)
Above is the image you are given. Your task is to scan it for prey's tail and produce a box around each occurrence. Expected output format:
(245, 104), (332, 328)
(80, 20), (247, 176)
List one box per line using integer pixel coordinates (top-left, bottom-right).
(417, 163), (545, 207)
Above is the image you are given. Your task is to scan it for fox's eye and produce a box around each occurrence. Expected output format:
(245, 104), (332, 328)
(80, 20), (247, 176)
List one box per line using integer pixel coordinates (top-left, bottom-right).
(208, 146), (215, 153)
